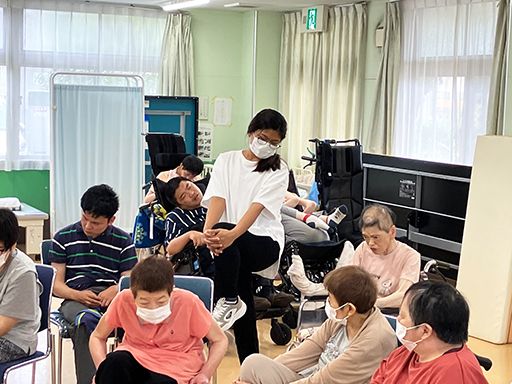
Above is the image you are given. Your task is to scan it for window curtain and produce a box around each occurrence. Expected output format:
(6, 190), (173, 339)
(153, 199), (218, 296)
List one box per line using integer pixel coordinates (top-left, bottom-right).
(1, 0), (166, 170)
(486, 0), (508, 135)
(280, 5), (367, 169)
(366, 2), (400, 154)
(158, 13), (195, 96)
(53, 83), (143, 232)
(393, 0), (498, 165)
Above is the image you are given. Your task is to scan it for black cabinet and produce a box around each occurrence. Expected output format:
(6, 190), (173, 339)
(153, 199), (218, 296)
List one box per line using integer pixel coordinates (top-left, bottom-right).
(363, 153), (471, 281)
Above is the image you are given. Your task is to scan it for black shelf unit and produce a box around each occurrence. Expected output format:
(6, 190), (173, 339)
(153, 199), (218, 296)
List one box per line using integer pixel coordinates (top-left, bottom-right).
(363, 153), (472, 281)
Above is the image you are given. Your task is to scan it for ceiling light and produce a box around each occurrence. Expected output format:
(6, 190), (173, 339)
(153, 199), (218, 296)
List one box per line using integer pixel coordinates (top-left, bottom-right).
(224, 2), (241, 7)
(160, 0), (210, 12)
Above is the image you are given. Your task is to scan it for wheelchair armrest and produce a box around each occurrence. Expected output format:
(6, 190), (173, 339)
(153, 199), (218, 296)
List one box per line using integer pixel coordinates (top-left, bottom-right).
(474, 354), (492, 371)
(303, 295), (328, 302)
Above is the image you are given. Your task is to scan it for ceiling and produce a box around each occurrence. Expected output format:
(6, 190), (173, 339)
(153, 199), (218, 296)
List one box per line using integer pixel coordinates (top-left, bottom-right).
(91, 0), (349, 12)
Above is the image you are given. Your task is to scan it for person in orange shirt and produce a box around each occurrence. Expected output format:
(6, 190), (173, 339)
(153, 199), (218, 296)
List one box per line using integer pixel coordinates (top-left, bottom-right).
(371, 280), (488, 384)
(89, 256), (227, 384)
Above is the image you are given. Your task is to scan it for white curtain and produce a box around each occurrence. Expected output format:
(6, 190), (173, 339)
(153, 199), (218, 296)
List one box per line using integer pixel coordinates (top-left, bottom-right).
(0, 0), (166, 170)
(393, 0), (498, 165)
(53, 83), (143, 233)
(366, 2), (400, 154)
(280, 5), (367, 169)
(486, 0), (509, 135)
(159, 13), (195, 96)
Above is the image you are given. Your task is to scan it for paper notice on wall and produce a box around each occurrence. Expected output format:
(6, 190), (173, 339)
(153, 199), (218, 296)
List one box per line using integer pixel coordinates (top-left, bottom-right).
(198, 123), (213, 161)
(213, 97), (232, 126)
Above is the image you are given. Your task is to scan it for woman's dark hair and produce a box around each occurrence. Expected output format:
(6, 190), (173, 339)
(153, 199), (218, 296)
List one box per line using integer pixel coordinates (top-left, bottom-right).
(80, 184), (119, 219)
(0, 209), (19, 250)
(405, 280), (469, 344)
(166, 176), (189, 207)
(323, 265), (377, 313)
(247, 109), (287, 173)
(181, 155), (204, 176)
(131, 256), (174, 295)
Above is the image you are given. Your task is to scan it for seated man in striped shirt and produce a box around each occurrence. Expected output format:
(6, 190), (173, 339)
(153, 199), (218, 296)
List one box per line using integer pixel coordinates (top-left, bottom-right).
(49, 184), (137, 384)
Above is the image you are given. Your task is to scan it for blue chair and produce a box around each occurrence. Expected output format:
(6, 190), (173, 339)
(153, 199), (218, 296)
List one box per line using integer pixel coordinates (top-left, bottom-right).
(119, 274), (214, 311)
(0, 264), (56, 383)
(117, 274), (216, 382)
(41, 239), (72, 384)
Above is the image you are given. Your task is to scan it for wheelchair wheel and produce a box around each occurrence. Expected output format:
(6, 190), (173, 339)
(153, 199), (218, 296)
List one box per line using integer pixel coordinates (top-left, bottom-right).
(282, 308), (298, 329)
(270, 319), (292, 346)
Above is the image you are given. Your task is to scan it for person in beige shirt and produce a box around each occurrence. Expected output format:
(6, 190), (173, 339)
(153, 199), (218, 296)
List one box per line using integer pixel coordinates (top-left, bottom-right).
(236, 266), (397, 384)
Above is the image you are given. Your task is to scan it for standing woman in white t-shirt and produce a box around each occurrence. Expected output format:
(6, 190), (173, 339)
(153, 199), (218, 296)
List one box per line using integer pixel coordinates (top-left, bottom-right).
(202, 109), (289, 363)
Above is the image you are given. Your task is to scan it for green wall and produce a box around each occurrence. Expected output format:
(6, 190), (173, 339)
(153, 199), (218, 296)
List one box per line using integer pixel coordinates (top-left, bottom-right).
(0, 170), (50, 213)
(190, 9), (282, 158)
(254, 11), (282, 113)
(191, 9), (254, 158)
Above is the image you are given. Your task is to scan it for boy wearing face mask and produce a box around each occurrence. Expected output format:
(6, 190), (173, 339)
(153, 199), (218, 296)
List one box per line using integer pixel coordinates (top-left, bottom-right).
(371, 280), (488, 384)
(236, 266), (397, 384)
(90, 256), (228, 384)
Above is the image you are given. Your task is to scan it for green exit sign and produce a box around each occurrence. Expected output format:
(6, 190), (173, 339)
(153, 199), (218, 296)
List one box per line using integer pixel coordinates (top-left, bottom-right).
(306, 8), (317, 30)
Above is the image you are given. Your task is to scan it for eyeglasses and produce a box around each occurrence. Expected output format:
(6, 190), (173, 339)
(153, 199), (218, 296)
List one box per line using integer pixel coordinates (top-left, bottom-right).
(255, 136), (281, 150)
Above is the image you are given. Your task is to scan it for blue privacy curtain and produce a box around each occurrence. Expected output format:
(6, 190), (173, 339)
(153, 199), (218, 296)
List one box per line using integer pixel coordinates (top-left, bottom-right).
(53, 84), (143, 232)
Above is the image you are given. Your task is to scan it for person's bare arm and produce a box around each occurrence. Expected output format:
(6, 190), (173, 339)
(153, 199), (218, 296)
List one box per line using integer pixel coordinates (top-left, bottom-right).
(203, 197), (226, 232)
(190, 320), (228, 384)
(0, 316), (18, 338)
(166, 231), (204, 256)
(204, 203), (264, 255)
(51, 263), (102, 307)
(89, 314), (115, 369)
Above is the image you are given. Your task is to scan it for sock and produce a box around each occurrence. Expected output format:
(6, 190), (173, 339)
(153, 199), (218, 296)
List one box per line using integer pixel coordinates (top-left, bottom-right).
(328, 205), (348, 228)
(287, 255), (327, 297)
(302, 213), (330, 231)
(336, 241), (355, 268)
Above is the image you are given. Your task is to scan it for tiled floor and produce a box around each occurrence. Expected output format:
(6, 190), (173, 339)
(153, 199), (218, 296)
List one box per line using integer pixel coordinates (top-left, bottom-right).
(11, 303), (512, 384)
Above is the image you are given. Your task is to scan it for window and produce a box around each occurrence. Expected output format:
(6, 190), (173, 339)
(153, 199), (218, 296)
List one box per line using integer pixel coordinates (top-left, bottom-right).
(0, 1), (166, 169)
(393, 0), (498, 165)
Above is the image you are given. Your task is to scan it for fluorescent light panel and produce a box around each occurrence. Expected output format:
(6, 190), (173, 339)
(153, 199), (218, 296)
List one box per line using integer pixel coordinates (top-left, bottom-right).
(224, 2), (241, 6)
(161, 0), (210, 11)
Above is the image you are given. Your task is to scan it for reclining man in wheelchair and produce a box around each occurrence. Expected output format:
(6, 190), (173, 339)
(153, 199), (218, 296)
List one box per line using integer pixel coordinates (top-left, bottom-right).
(163, 177), (346, 277)
(288, 203), (421, 312)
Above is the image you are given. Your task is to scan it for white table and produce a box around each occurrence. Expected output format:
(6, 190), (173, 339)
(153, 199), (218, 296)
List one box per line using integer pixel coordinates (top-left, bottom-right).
(14, 203), (49, 256)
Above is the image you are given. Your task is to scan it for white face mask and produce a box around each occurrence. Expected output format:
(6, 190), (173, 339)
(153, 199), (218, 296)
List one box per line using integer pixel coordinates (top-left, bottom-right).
(325, 300), (350, 325)
(249, 137), (278, 159)
(395, 321), (425, 351)
(136, 302), (171, 324)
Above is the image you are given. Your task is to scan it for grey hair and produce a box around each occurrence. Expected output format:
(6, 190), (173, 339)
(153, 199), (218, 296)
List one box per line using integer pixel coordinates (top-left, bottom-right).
(359, 204), (396, 232)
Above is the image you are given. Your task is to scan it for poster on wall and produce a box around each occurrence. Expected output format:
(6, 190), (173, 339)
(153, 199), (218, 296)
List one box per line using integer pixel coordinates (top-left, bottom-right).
(198, 123), (213, 161)
(213, 97), (232, 126)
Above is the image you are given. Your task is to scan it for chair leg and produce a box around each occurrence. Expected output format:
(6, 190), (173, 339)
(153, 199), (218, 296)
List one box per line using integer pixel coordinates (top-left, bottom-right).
(57, 335), (63, 384)
(31, 362), (36, 384)
(51, 333), (56, 384)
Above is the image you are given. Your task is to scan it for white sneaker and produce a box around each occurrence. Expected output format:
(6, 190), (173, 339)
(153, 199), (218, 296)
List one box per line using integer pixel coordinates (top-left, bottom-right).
(213, 297), (247, 331)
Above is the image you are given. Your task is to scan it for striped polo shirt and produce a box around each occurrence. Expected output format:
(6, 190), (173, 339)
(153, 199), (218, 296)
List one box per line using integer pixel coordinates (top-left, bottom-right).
(49, 222), (137, 290)
(165, 206), (207, 245)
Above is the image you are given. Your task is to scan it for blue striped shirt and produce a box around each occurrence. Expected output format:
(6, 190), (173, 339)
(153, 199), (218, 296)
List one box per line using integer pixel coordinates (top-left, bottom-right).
(49, 222), (137, 290)
(165, 206), (207, 245)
